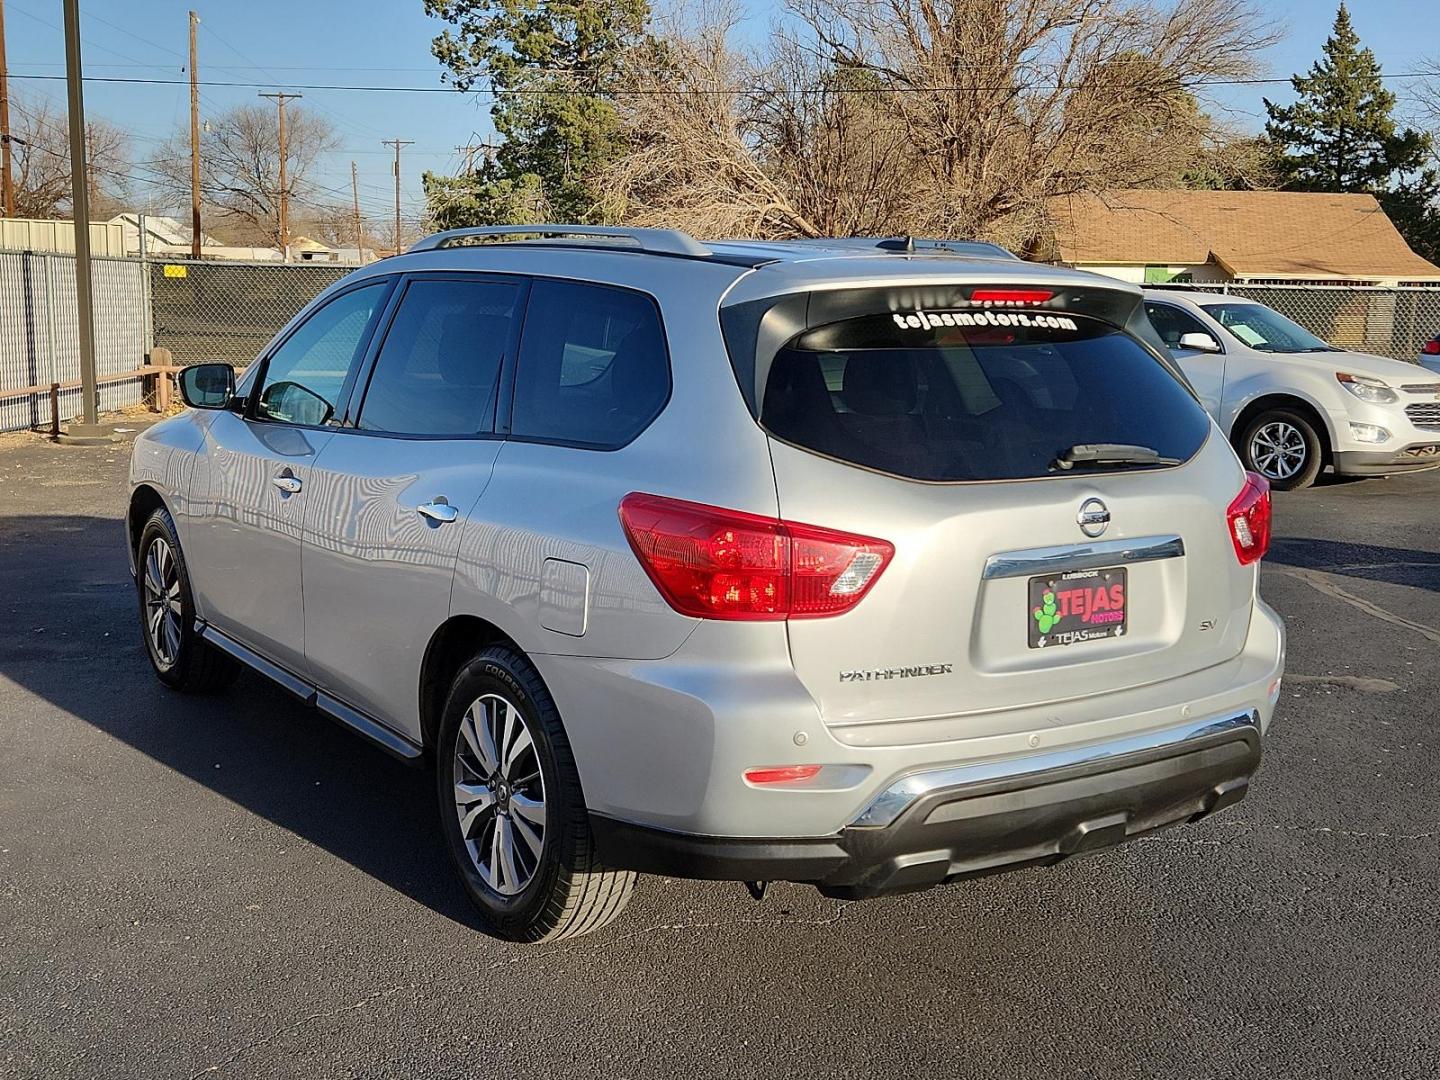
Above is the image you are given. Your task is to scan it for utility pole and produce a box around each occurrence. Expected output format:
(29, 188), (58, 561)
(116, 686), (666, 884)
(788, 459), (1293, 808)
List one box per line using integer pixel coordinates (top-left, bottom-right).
(259, 91), (301, 258)
(350, 159), (364, 264)
(62, 0), (104, 439)
(382, 137), (412, 255)
(0, 0), (15, 217)
(188, 10), (201, 258)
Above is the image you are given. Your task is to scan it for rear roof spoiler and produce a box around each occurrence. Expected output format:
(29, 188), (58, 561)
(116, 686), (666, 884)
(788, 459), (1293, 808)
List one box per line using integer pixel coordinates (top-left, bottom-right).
(719, 280), (1183, 415)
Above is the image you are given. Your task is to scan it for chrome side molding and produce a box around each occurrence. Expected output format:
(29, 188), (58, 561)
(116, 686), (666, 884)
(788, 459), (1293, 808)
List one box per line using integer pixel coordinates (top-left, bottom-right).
(849, 710), (1260, 829)
(200, 623), (315, 704)
(196, 622), (423, 762)
(982, 534), (1185, 580)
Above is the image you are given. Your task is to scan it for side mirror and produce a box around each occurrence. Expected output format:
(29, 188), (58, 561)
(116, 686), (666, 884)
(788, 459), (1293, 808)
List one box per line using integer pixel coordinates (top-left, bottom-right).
(258, 380), (334, 426)
(178, 362), (236, 409)
(1177, 332), (1221, 354)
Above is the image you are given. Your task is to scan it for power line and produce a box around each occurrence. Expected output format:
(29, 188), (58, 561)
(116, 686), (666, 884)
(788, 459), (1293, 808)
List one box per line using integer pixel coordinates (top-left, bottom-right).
(199, 20), (395, 144)
(7, 2), (182, 77)
(7, 69), (1438, 96)
(81, 8), (187, 63)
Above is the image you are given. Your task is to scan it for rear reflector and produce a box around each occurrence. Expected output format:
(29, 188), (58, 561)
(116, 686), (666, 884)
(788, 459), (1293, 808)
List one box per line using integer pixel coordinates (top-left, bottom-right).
(618, 493), (894, 620)
(968, 288), (1055, 305)
(744, 765), (822, 785)
(1226, 472), (1272, 565)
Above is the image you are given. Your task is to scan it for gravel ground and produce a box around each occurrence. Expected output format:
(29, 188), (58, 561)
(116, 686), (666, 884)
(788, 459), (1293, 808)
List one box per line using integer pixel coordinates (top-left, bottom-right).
(1, 423), (1437, 1079)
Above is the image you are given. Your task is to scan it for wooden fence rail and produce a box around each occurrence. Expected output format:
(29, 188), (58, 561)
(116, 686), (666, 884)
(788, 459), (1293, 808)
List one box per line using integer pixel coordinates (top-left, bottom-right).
(0, 364), (185, 438)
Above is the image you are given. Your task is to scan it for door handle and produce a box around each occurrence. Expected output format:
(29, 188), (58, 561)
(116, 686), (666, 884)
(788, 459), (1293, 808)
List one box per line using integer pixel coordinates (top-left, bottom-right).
(271, 474), (303, 495)
(417, 499), (459, 524)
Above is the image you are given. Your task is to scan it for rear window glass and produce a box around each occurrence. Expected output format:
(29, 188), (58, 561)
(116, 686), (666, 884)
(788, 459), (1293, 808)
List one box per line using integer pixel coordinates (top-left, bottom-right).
(760, 311), (1209, 482)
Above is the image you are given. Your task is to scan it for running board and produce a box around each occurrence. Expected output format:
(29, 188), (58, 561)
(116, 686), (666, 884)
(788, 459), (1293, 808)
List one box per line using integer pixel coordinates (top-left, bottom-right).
(197, 623), (423, 764)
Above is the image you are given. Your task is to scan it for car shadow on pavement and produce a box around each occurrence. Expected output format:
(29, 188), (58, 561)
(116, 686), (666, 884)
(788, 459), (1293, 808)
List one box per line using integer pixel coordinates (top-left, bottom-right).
(0, 513), (486, 931)
(1266, 536), (1440, 593)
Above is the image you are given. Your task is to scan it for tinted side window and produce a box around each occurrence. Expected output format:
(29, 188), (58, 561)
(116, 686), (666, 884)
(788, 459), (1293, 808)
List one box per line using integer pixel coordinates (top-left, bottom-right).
(511, 280), (669, 448)
(1145, 302), (1212, 348)
(256, 283), (387, 426)
(357, 277), (523, 436)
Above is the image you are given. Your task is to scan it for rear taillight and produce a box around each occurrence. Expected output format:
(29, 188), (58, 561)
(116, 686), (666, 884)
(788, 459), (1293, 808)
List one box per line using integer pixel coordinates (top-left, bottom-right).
(1423, 339), (1440, 355)
(618, 493), (894, 620)
(1226, 472), (1272, 565)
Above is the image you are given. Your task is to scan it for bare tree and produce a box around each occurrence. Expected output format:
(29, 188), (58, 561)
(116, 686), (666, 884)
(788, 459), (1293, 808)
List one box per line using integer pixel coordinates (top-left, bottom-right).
(1415, 63), (1440, 167)
(607, 0), (1276, 246)
(151, 104), (339, 247)
(6, 93), (132, 219)
(603, 2), (916, 237)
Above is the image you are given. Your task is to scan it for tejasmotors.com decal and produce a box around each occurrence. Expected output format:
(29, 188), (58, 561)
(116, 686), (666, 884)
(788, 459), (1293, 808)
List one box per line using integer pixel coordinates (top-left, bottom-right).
(892, 309), (1078, 331)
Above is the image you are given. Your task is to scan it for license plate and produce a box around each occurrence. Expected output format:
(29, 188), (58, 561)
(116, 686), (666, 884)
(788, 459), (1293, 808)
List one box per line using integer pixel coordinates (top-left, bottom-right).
(1028, 567), (1127, 648)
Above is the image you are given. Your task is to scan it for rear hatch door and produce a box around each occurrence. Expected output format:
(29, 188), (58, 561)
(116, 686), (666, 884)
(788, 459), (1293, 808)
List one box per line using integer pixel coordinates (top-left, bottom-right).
(745, 286), (1255, 741)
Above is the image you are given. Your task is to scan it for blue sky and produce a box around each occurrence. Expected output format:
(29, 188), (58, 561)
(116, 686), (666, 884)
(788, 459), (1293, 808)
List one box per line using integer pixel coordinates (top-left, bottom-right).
(4, 0), (1436, 228)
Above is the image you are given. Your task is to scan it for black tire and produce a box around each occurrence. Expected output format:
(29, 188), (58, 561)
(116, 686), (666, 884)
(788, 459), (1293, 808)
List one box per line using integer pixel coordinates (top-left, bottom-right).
(135, 508), (240, 692)
(1238, 408), (1325, 491)
(436, 644), (635, 942)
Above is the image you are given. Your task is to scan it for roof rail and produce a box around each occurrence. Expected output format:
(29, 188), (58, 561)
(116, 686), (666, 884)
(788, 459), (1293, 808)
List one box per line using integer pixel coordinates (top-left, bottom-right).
(408, 224), (711, 258)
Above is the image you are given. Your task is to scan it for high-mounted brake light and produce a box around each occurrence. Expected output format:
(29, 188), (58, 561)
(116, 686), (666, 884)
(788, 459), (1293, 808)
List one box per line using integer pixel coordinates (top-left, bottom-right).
(1226, 472), (1272, 565)
(968, 288), (1055, 306)
(618, 493), (894, 620)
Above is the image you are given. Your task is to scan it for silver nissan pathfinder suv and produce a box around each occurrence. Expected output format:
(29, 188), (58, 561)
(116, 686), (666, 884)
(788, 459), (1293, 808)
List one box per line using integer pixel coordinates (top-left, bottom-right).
(129, 228), (1285, 941)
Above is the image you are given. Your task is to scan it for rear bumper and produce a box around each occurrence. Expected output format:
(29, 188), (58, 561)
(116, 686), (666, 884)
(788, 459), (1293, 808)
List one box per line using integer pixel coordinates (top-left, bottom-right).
(591, 709), (1261, 898)
(1333, 444), (1440, 476)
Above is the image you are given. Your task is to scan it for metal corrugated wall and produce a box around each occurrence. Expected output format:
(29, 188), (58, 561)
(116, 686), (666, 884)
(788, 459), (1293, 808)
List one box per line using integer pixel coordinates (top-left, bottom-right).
(0, 252), (148, 433)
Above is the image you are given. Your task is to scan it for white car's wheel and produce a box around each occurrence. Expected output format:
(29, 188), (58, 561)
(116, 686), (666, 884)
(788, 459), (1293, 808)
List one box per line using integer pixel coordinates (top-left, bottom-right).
(1240, 409), (1323, 490)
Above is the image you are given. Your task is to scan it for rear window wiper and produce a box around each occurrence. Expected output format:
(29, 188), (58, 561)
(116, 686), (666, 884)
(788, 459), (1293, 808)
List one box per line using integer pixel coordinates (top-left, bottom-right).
(1050, 443), (1181, 471)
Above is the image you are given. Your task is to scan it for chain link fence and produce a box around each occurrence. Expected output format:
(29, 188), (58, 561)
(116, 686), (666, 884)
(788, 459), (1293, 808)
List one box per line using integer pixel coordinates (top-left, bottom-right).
(147, 258), (353, 366)
(5, 250), (1440, 433)
(1, 253), (355, 432)
(1149, 282), (1440, 363)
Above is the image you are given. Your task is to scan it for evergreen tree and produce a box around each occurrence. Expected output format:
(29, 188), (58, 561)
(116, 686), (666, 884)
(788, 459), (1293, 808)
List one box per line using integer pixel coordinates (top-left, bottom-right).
(1263, 3), (1439, 260)
(423, 0), (649, 225)
(1264, 3), (1428, 190)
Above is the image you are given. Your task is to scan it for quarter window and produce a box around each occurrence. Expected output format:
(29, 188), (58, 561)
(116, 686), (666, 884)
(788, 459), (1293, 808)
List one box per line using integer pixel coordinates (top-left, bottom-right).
(510, 280), (670, 448)
(255, 283), (387, 426)
(357, 277), (524, 436)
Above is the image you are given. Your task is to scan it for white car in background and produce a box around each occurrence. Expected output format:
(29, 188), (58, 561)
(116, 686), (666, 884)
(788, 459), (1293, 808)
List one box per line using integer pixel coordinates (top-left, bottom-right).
(1144, 290), (1440, 489)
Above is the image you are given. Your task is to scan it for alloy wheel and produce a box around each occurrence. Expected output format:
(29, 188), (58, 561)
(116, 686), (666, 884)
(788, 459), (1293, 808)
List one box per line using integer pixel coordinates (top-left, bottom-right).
(143, 537), (183, 667)
(1249, 421), (1307, 481)
(452, 693), (547, 896)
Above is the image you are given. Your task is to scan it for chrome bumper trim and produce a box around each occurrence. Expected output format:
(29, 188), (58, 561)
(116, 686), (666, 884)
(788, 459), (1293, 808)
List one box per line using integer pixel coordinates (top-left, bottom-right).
(982, 534), (1185, 580)
(849, 710), (1260, 829)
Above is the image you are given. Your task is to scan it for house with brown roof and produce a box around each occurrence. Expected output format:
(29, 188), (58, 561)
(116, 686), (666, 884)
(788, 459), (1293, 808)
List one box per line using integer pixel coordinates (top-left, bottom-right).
(1042, 190), (1440, 287)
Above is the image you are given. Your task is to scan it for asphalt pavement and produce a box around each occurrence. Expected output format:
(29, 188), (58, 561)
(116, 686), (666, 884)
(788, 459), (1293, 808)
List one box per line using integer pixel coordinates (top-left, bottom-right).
(1, 424), (1437, 1079)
